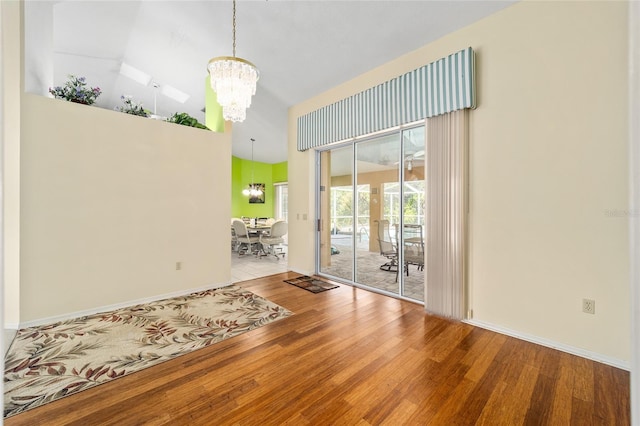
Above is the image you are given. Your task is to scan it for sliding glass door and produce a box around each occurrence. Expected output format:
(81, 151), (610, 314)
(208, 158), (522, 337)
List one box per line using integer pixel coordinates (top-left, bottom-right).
(318, 125), (425, 302)
(353, 134), (401, 295)
(400, 126), (426, 300)
(319, 146), (353, 281)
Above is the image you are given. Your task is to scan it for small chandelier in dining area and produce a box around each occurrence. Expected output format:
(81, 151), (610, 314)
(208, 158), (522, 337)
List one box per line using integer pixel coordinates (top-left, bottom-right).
(208, 0), (259, 123)
(242, 183), (263, 197)
(243, 138), (263, 197)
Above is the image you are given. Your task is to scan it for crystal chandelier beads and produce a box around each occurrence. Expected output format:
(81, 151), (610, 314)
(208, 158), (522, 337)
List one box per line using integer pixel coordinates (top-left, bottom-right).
(207, 0), (259, 123)
(207, 56), (259, 123)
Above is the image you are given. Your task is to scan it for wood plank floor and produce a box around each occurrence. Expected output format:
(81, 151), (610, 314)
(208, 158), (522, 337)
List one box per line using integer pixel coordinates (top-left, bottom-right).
(5, 272), (630, 425)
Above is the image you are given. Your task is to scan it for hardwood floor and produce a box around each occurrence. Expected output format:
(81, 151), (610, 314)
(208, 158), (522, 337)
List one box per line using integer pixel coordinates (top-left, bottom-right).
(5, 272), (630, 425)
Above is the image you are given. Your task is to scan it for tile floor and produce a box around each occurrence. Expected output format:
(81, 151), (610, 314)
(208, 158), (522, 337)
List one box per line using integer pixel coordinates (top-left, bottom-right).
(231, 247), (289, 283)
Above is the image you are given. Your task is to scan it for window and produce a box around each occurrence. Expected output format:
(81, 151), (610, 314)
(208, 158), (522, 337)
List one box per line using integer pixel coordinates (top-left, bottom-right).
(274, 182), (288, 221)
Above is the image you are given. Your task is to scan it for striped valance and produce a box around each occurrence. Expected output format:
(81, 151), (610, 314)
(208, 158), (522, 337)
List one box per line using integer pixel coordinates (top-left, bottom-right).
(297, 47), (475, 151)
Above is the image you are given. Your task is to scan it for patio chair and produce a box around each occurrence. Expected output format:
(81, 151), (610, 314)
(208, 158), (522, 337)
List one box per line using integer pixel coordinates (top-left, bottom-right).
(375, 220), (398, 272)
(401, 224), (425, 277)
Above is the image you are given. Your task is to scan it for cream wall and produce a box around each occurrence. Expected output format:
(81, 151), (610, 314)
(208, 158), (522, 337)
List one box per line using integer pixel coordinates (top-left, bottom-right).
(288, 1), (630, 363)
(2, 0), (232, 326)
(3, 0), (21, 327)
(629, 0), (640, 418)
(19, 95), (231, 322)
(285, 145), (316, 276)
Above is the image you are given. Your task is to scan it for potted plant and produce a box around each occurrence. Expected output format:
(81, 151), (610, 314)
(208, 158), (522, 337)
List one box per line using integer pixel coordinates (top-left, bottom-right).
(48, 75), (102, 105)
(167, 112), (210, 130)
(115, 95), (149, 117)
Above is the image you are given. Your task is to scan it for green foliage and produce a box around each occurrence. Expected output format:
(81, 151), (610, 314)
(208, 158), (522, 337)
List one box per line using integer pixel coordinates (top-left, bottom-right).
(331, 187), (353, 230)
(330, 185), (370, 231)
(46, 75), (213, 133)
(382, 181), (425, 225)
(167, 112), (210, 130)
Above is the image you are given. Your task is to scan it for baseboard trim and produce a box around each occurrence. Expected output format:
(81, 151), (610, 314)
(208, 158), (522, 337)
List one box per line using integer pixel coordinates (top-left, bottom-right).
(18, 281), (232, 329)
(464, 319), (630, 371)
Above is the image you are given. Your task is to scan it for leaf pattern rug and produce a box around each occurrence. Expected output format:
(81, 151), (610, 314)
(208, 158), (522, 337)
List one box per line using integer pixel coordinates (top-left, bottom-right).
(3, 285), (292, 418)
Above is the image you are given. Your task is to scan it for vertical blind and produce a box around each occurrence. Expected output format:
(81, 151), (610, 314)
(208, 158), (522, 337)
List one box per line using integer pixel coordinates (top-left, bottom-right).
(297, 47), (475, 151)
(425, 110), (468, 319)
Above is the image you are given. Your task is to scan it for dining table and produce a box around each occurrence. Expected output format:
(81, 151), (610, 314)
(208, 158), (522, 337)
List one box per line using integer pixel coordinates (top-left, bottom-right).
(246, 224), (271, 237)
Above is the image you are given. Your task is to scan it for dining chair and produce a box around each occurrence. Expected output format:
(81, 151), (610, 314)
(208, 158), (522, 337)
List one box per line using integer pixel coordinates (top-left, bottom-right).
(259, 221), (288, 259)
(232, 219), (260, 256)
(230, 218), (242, 252)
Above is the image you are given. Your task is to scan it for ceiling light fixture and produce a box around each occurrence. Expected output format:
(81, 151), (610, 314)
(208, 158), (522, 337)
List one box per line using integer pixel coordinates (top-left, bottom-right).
(242, 138), (263, 197)
(207, 0), (259, 123)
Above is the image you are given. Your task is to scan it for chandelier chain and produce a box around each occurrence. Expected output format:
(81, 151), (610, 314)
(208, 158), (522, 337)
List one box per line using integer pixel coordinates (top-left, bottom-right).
(251, 138), (255, 183)
(208, 0), (258, 123)
(232, 0), (237, 57)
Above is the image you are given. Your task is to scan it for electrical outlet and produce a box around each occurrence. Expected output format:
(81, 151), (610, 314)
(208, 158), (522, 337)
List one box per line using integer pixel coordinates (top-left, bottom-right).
(582, 298), (595, 314)
(176, 262), (182, 271)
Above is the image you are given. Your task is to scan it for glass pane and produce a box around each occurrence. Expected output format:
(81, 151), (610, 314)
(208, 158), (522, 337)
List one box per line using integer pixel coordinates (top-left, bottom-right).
(354, 134), (401, 295)
(282, 186), (288, 221)
(401, 126), (425, 301)
(319, 147), (353, 281)
(276, 184), (288, 222)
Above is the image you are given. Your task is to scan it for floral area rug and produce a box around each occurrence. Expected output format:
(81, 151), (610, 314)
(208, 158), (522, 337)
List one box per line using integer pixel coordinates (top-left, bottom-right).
(3, 285), (292, 418)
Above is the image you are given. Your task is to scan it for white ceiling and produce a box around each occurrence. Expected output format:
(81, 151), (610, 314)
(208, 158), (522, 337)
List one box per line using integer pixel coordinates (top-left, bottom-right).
(24, 0), (515, 164)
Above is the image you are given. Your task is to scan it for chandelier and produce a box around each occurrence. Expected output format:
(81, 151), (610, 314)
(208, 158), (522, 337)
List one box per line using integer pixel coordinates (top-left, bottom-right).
(208, 0), (259, 123)
(243, 138), (263, 197)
